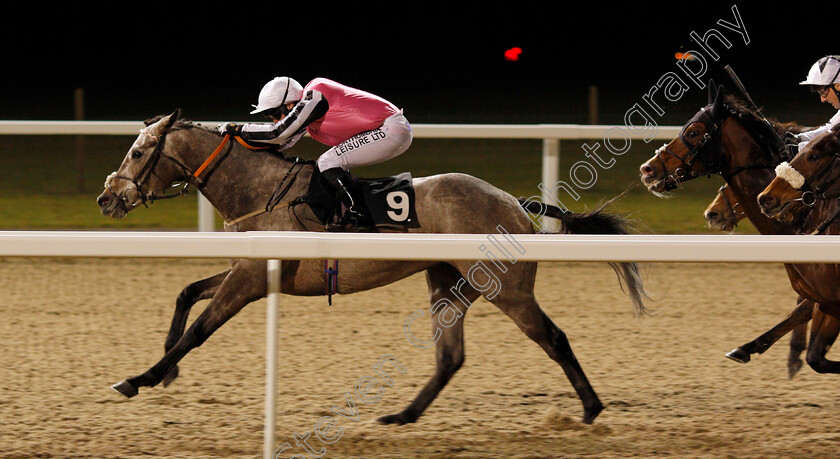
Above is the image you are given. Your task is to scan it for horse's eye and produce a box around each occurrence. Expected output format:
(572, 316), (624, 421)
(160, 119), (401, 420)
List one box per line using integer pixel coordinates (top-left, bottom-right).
(808, 153), (822, 161)
(688, 131), (697, 138)
(132, 150), (143, 159)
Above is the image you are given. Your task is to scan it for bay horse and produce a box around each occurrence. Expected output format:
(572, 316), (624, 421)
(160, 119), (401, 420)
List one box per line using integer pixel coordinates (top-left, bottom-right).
(637, 82), (837, 375)
(702, 184), (809, 377)
(756, 125), (840, 372)
(96, 110), (649, 425)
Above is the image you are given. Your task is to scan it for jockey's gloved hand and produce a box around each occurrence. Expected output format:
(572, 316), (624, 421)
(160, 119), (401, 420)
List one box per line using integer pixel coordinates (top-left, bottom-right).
(218, 123), (243, 136)
(782, 130), (800, 158)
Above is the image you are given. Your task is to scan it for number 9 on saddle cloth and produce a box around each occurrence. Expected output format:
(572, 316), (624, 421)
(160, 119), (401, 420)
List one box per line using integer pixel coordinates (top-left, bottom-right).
(305, 170), (419, 230)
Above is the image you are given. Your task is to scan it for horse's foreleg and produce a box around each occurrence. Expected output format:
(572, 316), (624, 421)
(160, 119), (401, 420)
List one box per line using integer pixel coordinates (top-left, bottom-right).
(162, 269), (230, 387)
(805, 310), (840, 373)
(112, 264), (265, 398)
(379, 264), (480, 425)
(725, 297), (813, 364)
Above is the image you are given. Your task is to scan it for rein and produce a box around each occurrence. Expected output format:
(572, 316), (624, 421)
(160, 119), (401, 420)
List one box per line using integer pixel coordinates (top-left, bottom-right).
(808, 203), (840, 235)
(778, 150), (840, 235)
(717, 185), (744, 228)
(194, 133), (263, 177)
(795, 152), (840, 208)
(194, 134), (309, 227)
(108, 127), (307, 226)
(224, 157), (307, 227)
(655, 106), (787, 190)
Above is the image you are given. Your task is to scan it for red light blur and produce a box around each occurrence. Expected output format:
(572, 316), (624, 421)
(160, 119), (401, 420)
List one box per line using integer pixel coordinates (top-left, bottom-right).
(504, 47), (522, 62)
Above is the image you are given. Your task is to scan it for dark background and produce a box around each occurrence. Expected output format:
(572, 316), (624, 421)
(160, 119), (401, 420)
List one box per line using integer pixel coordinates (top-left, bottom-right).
(1, 2), (835, 126)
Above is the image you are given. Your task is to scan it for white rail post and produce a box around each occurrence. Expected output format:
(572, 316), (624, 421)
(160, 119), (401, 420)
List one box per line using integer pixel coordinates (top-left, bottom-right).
(541, 138), (560, 232)
(198, 194), (215, 232)
(264, 259), (281, 459)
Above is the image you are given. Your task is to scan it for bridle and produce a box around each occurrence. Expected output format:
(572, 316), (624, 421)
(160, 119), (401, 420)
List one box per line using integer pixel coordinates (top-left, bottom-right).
(106, 124), (307, 226)
(104, 127), (192, 209)
(653, 107), (723, 190)
(773, 133), (840, 234)
(792, 151), (840, 209)
(715, 185), (744, 228)
(799, 152), (840, 234)
(654, 105), (792, 191)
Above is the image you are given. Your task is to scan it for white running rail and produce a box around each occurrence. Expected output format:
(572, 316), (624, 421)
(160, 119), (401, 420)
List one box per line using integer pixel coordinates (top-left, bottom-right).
(1, 230), (838, 459)
(0, 121), (682, 232)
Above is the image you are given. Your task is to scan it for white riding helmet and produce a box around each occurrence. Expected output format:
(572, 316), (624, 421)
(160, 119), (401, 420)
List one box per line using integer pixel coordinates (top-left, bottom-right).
(250, 77), (304, 115)
(799, 56), (840, 86)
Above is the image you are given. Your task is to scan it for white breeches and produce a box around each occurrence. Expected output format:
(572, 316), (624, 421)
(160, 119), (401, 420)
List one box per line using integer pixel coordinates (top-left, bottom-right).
(316, 111), (413, 172)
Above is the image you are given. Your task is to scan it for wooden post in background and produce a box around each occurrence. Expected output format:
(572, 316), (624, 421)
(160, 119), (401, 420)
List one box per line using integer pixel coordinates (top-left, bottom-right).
(588, 85), (599, 125)
(74, 88), (86, 193)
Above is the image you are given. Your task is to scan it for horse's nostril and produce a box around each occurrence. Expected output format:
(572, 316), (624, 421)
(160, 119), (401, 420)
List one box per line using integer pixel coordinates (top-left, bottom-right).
(640, 164), (654, 176)
(758, 194), (776, 209)
(97, 195), (110, 207)
(706, 211), (719, 220)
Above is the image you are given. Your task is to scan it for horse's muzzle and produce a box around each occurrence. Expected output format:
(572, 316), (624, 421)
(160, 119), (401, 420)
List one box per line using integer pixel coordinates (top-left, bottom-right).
(705, 211), (734, 231)
(97, 190), (128, 218)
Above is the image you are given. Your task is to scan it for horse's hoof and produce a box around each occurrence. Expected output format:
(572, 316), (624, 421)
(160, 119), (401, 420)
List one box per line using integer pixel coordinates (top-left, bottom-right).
(111, 380), (138, 398)
(788, 359), (803, 379)
(377, 412), (415, 425)
(582, 403), (604, 425)
(162, 366), (180, 387)
(725, 348), (750, 364)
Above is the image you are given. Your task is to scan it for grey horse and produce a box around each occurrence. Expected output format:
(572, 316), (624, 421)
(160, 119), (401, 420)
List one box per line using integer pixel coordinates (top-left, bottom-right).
(96, 110), (649, 425)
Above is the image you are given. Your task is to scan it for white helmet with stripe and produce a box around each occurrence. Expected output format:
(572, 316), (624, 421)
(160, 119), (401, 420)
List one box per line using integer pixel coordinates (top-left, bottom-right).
(250, 77), (304, 115)
(800, 56), (840, 86)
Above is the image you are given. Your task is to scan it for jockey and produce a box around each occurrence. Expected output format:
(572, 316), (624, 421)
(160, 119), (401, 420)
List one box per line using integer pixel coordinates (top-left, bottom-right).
(793, 55), (840, 152)
(218, 76), (413, 230)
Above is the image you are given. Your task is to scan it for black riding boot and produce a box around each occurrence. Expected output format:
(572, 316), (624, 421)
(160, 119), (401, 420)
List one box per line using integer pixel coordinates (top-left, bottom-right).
(322, 167), (371, 231)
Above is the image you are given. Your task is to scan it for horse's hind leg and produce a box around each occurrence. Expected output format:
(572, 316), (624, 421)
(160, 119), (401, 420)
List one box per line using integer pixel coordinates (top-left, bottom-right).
(805, 309), (840, 373)
(788, 296), (818, 379)
(725, 297), (813, 365)
(162, 269), (230, 387)
(473, 262), (602, 423)
(788, 322), (808, 379)
(378, 263), (480, 425)
(496, 292), (603, 423)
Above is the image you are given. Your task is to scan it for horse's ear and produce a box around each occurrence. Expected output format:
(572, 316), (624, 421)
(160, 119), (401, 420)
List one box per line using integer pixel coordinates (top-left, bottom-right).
(166, 108), (181, 128)
(707, 79), (717, 104)
(712, 84), (725, 116)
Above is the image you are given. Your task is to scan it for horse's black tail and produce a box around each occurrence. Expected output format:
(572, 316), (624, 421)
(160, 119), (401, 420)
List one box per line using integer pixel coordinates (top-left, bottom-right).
(518, 192), (652, 319)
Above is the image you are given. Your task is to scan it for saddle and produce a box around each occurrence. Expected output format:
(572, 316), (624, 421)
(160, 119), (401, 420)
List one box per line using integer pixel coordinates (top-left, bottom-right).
(305, 170), (419, 231)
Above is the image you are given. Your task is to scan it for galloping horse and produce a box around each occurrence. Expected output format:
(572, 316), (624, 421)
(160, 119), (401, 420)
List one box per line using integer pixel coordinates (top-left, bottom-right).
(757, 125), (840, 372)
(638, 82), (837, 375)
(702, 185), (809, 376)
(96, 110), (649, 425)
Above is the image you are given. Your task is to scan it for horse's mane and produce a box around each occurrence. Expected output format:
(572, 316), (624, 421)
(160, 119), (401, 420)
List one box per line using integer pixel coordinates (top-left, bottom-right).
(723, 94), (809, 158)
(144, 114), (315, 165)
(724, 94), (808, 135)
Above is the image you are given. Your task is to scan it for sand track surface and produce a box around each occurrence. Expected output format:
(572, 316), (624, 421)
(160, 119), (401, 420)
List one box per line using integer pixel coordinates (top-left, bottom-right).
(0, 257), (837, 458)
